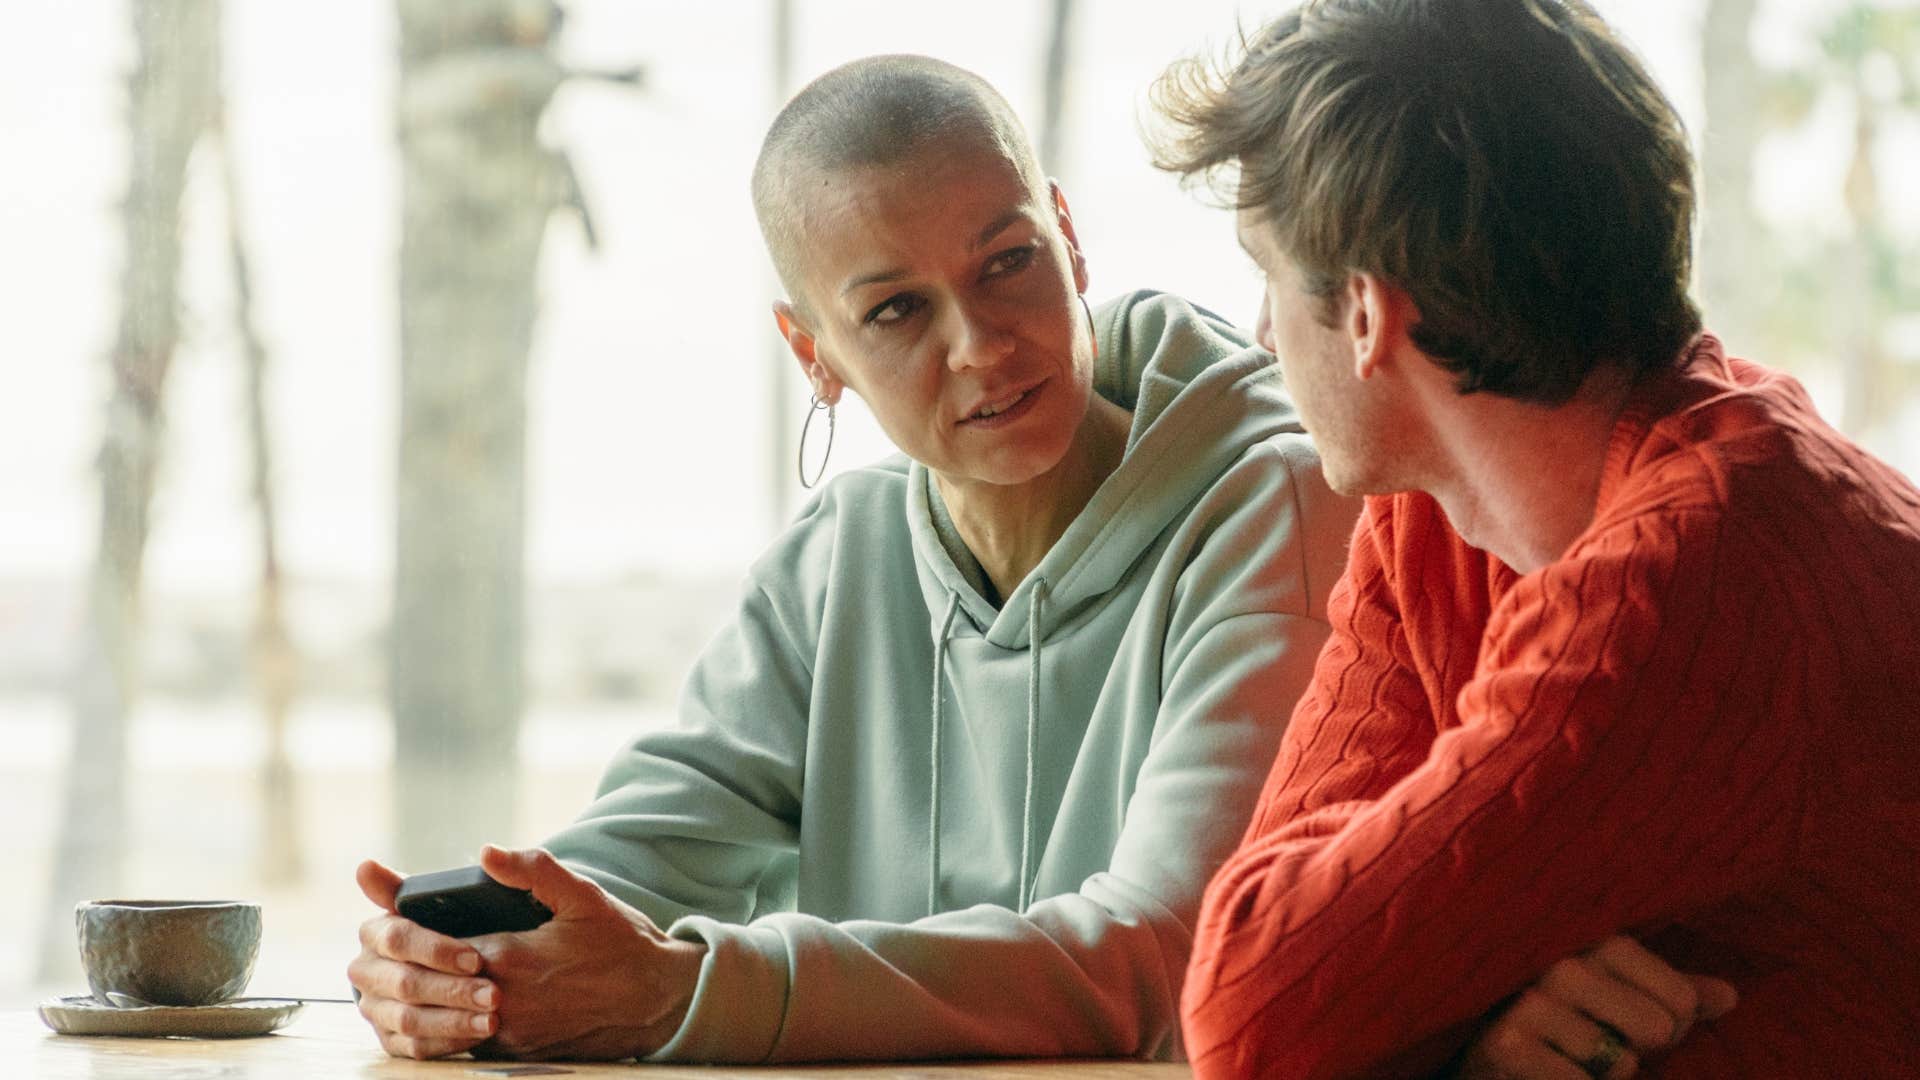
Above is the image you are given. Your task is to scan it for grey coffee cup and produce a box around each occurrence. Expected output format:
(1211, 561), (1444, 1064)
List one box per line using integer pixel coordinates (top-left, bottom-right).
(75, 900), (261, 1007)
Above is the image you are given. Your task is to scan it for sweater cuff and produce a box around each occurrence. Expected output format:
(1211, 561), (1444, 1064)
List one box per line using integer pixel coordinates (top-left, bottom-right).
(644, 916), (790, 1064)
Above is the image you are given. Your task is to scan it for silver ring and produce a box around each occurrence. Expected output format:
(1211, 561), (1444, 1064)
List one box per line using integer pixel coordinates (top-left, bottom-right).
(1579, 1024), (1629, 1079)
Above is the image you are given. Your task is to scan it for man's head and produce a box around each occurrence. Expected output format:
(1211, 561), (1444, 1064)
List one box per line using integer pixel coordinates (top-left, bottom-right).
(1152, 0), (1701, 409)
(751, 56), (1098, 490)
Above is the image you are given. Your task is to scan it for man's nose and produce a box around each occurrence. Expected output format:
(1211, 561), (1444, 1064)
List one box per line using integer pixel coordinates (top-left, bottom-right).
(1253, 294), (1277, 354)
(944, 303), (1017, 371)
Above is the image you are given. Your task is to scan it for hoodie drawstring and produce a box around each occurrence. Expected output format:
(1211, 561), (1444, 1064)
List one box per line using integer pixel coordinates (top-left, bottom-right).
(928, 592), (960, 917)
(927, 581), (1048, 917)
(1019, 578), (1047, 911)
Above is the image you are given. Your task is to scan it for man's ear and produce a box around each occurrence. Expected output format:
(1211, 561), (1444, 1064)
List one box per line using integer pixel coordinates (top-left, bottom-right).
(772, 301), (842, 404)
(1345, 272), (1410, 381)
(1050, 180), (1090, 296)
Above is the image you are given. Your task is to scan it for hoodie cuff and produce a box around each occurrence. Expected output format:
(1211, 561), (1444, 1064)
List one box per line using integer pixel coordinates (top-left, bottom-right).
(644, 916), (791, 1064)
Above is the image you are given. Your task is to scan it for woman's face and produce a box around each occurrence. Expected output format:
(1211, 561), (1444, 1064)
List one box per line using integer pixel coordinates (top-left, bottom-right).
(776, 135), (1094, 490)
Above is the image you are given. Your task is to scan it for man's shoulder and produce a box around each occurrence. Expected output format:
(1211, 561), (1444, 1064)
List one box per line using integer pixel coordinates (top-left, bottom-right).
(1612, 351), (1919, 542)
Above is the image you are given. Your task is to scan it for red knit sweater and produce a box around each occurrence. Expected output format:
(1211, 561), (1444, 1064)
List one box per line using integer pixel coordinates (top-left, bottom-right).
(1181, 338), (1920, 1079)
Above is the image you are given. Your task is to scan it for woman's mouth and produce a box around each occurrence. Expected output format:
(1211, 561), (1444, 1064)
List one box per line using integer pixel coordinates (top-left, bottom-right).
(960, 382), (1044, 429)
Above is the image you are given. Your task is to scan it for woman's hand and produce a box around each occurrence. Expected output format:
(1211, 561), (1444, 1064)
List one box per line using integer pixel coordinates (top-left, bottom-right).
(347, 858), (498, 1060)
(1458, 936), (1738, 1079)
(348, 845), (707, 1061)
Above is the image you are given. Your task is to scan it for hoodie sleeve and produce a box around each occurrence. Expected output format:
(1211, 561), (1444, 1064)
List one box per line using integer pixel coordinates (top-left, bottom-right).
(647, 435), (1363, 1064)
(541, 532), (819, 930)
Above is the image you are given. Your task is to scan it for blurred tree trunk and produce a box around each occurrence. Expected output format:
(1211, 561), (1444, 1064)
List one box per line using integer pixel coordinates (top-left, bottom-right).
(216, 110), (303, 885)
(1837, 77), (1883, 437)
(1698, 0), (1761, 354)
(391, 0), (566, 869)
(38, 0), (221, 981)
(1037, 0), (1076, 177)
(767, 0), (798, 526)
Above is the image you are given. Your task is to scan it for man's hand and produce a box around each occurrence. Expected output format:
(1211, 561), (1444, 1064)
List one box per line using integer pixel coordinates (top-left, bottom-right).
(1459, 936), (1738, 1079)
(348, 845), (708, 1061)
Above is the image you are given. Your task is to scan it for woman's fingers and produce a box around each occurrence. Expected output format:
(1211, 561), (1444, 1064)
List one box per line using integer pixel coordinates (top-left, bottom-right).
(359, 990), (496, 1043)
(369, 1013), (490, 1062)
(359, 912), (483, 975)
(347, 950), (496, 1011)
(355, 859), (406, 914)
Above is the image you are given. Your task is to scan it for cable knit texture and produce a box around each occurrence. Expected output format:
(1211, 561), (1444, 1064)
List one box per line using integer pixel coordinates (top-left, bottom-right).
(1181, 336), (1920, 1079)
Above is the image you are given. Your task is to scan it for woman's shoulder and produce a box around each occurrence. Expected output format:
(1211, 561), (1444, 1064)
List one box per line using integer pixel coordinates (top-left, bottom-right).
(742, 453), (918, 600)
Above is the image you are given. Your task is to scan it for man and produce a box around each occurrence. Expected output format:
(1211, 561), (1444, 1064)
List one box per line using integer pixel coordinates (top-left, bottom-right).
(345, 53), (1704, 1072)
(1154, 1), (1920, 1077)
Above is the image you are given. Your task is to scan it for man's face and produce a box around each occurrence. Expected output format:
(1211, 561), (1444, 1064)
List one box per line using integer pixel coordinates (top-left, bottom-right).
(782, 134), (1094, 489)
(1238, 208), (1395, 496)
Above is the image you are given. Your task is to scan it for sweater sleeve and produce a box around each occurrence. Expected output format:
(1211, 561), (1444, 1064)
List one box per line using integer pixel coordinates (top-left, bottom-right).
(651, 439), (1356, 1064)
(1241, 498), (1443, 839)
(1181, 505), (1807, 1080)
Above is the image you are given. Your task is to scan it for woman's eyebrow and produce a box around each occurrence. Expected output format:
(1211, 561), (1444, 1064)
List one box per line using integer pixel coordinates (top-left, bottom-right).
(972, 207), (1029, 250)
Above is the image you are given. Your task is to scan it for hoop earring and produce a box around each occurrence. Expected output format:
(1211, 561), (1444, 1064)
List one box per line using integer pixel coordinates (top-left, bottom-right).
(798, 393), (836, 490)
(1078, 293), (1098, 360)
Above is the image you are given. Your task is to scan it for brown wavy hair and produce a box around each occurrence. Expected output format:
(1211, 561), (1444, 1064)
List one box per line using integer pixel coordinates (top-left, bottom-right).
(1150, 0), (1701, 404)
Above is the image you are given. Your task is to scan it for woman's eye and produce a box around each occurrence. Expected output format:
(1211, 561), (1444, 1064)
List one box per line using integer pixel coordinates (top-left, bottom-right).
(864, 294), (923, 325)
(985, 245), (1036, 277)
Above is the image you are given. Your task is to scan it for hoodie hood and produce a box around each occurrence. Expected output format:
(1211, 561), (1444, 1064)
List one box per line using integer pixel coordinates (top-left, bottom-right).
(908, 290), (1302, 647)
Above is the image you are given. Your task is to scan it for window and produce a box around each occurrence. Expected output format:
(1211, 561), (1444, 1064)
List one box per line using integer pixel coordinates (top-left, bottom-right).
(4, 0), (1913, 1006)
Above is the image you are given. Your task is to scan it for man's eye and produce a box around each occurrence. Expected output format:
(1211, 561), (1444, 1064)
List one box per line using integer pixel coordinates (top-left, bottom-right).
(865, 294), (923, 325)
(985, 245), (1036, 277)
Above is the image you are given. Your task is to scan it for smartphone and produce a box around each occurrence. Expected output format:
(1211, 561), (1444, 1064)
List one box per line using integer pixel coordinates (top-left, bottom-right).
(394, 865), (553, 938)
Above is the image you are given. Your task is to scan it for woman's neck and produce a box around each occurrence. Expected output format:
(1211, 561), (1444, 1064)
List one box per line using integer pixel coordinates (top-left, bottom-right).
(934, 394), (1133, 602)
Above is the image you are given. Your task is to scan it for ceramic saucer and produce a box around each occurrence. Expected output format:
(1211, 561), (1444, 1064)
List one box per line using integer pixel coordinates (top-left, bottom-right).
(38, 995), (303, 1038)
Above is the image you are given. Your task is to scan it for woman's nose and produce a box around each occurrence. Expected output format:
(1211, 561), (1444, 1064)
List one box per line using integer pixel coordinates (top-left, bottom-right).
(944, 304), (1017, 371)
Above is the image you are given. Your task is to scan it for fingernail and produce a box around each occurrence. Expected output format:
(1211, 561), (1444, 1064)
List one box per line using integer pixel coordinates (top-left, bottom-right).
(458, 952), (481, 974)
(470, 1012), (492, 1035)
(474, 984), (496, 1009)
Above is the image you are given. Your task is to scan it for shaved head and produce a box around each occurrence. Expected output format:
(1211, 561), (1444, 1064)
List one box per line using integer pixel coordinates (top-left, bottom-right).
(752, 55), (1048, 315)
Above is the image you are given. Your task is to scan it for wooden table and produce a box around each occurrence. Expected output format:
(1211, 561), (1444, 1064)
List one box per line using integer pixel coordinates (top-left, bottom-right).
(6, 1003), (1192, 1079)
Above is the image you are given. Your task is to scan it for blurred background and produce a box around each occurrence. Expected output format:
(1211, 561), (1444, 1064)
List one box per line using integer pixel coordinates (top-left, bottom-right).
(2, 0), (1916, 1005)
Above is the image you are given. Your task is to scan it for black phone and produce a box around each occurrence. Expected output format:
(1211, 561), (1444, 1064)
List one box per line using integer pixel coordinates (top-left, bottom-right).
(394, 865), (553, 938)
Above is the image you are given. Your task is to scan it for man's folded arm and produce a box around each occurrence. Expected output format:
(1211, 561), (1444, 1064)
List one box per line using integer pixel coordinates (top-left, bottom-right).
(1182, 512), (1805, 1080)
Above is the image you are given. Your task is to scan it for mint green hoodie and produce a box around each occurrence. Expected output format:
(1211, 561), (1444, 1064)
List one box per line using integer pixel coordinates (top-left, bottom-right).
(544, 291), (1360, 1063)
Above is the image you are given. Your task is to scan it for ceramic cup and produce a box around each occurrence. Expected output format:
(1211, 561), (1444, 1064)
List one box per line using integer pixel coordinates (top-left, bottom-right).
(75, 900), (261, 1007)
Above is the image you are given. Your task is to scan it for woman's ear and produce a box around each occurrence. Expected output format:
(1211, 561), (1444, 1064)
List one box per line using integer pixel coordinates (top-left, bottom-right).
(1050, 180), (1090, 296)
(772, 301), (843, 404)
